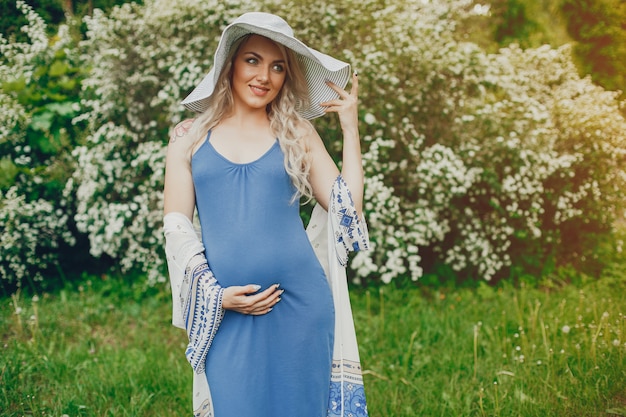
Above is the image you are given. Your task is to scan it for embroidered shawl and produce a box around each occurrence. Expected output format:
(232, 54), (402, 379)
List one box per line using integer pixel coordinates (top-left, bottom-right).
(164, 175), (370, 417)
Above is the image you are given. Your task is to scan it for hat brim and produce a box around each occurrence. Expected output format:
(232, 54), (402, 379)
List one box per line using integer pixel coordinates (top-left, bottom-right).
(180, 15), (351, 120)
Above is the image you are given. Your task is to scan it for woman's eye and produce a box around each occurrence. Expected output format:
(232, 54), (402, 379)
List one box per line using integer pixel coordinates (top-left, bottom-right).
(246, 57), (258, 65)
(272, 64), (285, 72)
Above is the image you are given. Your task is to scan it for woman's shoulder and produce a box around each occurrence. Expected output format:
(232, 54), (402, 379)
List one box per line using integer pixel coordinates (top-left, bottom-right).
(294, 117), (314, 134)
(295, 118), (323, 150)
(167, 118), (199, 158)
(170, 118), (196, 142)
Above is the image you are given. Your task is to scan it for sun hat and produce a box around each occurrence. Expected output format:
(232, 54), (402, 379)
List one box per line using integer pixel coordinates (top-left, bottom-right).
(180, 12), (351, 120)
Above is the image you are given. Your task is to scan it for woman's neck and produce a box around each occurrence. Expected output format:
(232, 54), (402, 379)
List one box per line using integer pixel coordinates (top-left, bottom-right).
(223, 106), (271, 130)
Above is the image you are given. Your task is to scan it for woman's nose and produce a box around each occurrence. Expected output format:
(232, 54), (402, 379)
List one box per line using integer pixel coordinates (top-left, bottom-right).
(256, 66), (270, 82)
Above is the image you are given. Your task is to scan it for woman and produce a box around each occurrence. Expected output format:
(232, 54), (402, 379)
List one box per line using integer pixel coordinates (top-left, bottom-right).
(163, 12), (369, 417)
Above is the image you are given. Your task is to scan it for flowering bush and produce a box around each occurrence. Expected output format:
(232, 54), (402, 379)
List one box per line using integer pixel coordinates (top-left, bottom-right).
(4, 0), (623, 288)
(68, 0), (626, 285)
(0, 1), (83, 290)
(276, 0), (626, 282)
(0, 187), (75, 289)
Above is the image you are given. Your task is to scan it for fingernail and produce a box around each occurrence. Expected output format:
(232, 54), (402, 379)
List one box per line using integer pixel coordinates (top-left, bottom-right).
(268, 308), (273, 312)
(252, 285), (261, 292)
(280, 289), (285, 295)
(354, 71), (358, 76)
(275, 283), (281, 289)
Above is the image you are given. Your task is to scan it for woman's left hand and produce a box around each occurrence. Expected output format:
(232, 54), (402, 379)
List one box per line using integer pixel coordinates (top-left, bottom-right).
(321, 72), (359, 134)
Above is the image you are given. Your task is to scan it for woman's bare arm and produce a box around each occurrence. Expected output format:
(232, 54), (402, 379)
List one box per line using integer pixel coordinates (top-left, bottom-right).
(163, 119), (196, 219)
(308, 72), (364, 215)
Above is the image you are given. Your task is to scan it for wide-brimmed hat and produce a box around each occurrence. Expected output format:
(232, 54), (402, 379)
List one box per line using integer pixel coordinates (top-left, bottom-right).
(180, 12), (351, 120)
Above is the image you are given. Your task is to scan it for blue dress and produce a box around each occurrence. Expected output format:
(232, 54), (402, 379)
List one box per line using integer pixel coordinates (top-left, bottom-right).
(191, 132), (335, 417)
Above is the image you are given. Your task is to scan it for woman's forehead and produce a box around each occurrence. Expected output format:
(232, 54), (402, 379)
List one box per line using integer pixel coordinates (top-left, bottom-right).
(238, 35), (285, 59)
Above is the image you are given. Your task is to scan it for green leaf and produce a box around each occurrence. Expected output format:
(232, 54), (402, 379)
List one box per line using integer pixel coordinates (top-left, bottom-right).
(30, 112), (54, 132)
(2, 78), (27, 93)
(514, 229), (528, 239)
(14, 84), (40, 106)
(34, 65), (48, 77)
(33, 132), (59, 155)
(0, 157), (19, 190)
(46, 91), (68, 102)
(53, 49), (67, 60)
(58, 78), (77, 91)
(46, 102), (76, 117)
(49, 60), (69, 77)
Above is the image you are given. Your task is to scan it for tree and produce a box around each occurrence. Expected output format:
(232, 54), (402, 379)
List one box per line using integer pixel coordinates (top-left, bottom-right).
(0, 0), (144, 39)
(0, 0), (65, 39)
(562, 0), (626, 94)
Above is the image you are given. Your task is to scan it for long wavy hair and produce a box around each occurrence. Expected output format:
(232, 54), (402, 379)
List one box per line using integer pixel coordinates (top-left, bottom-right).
(189, 34), (313, 202)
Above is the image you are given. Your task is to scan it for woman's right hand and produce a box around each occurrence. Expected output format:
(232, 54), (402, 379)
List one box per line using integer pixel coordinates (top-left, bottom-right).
(222, 284), (283, 315)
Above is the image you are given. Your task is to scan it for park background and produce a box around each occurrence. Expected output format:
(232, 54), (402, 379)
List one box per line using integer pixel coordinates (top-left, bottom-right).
(1, 0), (625, 415)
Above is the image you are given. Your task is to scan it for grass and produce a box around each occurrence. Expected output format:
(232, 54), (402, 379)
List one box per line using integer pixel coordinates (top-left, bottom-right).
(1, 272), (625, 416)
(353, 273), (626, 416)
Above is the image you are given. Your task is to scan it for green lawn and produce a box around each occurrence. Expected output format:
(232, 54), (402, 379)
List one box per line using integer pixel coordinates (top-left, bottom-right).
(1, 272), (625, 416)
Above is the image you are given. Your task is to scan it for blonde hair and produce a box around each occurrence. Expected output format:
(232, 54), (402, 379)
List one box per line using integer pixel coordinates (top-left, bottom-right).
(189, 35), (313, 202)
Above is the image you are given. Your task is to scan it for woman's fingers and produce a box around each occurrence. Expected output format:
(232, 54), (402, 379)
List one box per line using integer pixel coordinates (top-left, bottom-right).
(249, 284), (282, 310)
(321, 72), (358, 113)
(245, 287), (282, 315)
(222, 284), (283, 315)
(322, 72), (358, 99)
(323, 81), (347, 99)
(323, 72), (358, 99)
(321, 72), (359, 134)
(350, 71), (358, 96)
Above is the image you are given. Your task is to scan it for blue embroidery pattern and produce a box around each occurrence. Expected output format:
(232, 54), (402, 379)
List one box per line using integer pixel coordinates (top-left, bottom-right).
(340, 213), (354, 228)
(330, 176), (370, 265)
(327, 360), (368, 417)
(184, 263), (225, 374)
(327, 381), (368, 417)
(325, 176), (370, 417)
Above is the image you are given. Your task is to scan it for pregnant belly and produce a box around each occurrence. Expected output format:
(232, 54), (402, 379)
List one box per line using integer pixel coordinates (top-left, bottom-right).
(206, 234), (325, 289)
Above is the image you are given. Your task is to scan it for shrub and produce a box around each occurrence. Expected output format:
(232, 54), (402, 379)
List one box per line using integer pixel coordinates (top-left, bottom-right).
(0, 1), (85, 290)
(0, 187), (74, 291)
(64, 0), (626, 285)
(347, 9), (626, 283)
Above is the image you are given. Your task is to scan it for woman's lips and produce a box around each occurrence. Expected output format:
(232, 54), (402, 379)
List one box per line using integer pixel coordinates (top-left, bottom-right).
(250, 85), (269, 96)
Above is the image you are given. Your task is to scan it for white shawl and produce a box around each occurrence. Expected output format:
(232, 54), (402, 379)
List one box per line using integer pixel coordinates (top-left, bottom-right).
(164, 176), (370, 417)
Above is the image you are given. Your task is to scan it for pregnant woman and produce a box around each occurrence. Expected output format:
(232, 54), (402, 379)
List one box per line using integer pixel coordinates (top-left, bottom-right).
(163, 12), (369, 417)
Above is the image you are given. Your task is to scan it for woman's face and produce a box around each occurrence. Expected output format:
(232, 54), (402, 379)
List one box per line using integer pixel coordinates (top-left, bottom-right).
(231, 35), (287, 113)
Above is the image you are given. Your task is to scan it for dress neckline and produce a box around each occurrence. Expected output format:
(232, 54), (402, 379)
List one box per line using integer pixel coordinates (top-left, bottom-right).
(198, 131), (279, 166)
(207, 139), (279, 166)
